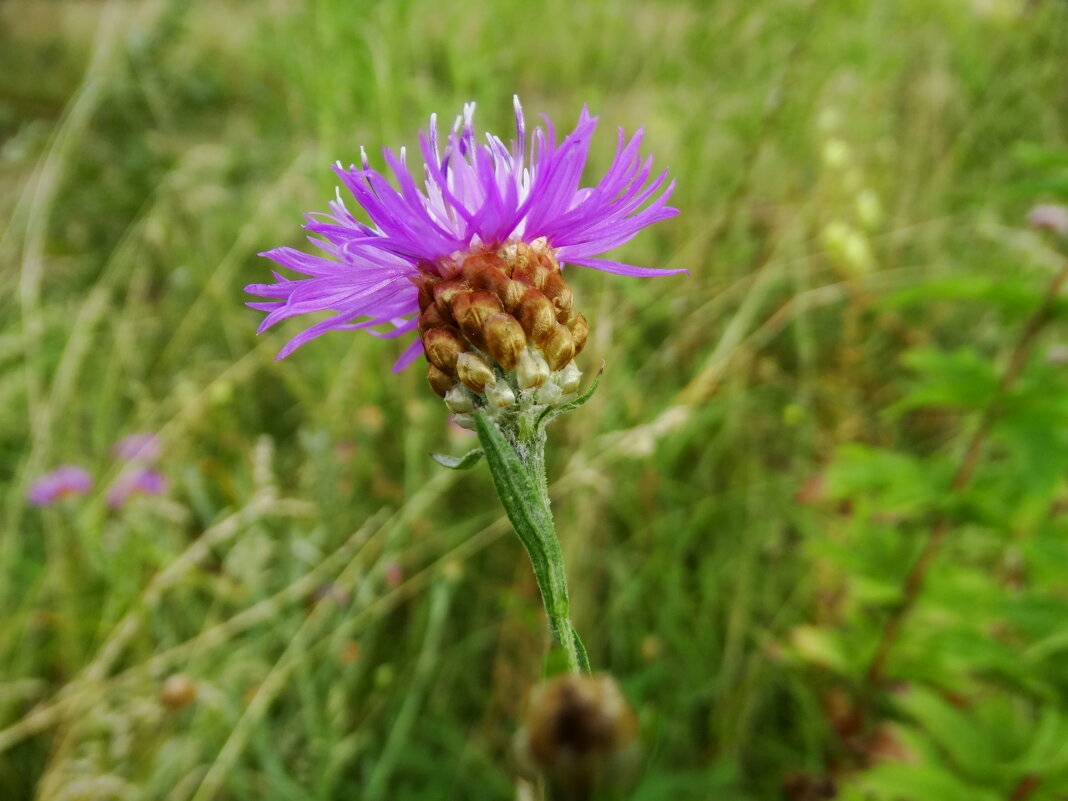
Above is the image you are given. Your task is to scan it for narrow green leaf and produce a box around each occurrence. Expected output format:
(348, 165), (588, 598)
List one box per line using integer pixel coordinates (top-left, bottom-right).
(429, 449), (484, 470)
(474, 411), (587, 672)
(543, 631), (591, 676)
(881, 277), (1039, 318)
(473, 413), (554, 558)
(474, 411), (566, 628)
(534, 363), (604, 430)
(571, 629), (590, 673)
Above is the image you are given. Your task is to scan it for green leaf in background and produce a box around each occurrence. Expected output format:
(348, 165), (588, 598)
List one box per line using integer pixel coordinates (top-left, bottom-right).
(1014, 142), (1068, 171)
(889, 347), (1000, 415)
(878, 687), (1068, 797)
(787, 625), (856, 675)
(846, 761), (1002, 801)
(882, 276), (1042, 319)
(897, 688), (1003, 781)
(1010, 142), (1068, 200)
(824, 444), (951, 517)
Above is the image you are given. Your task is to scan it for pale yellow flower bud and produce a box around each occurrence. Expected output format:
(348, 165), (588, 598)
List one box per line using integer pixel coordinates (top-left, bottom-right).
(456, 352), (496, 393)
(516, 347), (550, 389)
(444, 385), (475, 413)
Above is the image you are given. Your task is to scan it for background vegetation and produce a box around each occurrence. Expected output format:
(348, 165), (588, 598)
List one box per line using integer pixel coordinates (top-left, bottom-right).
(3, 0), (1068, 798)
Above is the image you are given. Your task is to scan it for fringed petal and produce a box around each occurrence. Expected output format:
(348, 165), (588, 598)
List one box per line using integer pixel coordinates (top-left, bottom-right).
(247, 98), (681, 365)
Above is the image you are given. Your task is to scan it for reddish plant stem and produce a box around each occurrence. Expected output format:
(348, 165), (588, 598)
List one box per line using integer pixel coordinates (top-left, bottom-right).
(858, 258), (1068, 720)
(1008, 774), (1042, 801)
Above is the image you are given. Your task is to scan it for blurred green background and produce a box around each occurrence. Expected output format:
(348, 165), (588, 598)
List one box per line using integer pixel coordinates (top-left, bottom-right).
(4, 0), (1068, 798)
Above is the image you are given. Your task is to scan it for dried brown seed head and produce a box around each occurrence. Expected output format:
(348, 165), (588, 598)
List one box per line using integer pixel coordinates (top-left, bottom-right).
(514, 674), (639, 796)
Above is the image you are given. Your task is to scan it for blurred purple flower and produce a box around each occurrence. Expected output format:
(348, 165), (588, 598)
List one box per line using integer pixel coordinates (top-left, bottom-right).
(384, 562), (404, 587)
(107, 469), (167, 508)
(27, 466), (93, 506)
(113, 433), (161, 462)
(247, 97), (681, 367)
(1027, 204), (1068, 236)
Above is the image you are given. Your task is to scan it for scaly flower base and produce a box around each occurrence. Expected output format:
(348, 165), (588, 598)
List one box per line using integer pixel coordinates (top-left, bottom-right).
(417, 238), (588, 431)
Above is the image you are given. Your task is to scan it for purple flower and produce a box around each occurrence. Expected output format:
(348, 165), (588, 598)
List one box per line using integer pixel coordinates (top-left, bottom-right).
(384, 562), (404, 587)
(107, 469), (167, 508)
(1027, 204), (1068, 236)
(27, 466), (93, 506)
(247, 97), (681, 367)
(113, 433), (161, 462)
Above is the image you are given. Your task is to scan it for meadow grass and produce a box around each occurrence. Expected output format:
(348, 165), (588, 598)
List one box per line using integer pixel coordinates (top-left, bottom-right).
(2, 0), (1067, 798)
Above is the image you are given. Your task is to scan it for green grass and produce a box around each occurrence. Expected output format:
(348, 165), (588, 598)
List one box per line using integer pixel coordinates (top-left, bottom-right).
(2, 0), (1067, 798)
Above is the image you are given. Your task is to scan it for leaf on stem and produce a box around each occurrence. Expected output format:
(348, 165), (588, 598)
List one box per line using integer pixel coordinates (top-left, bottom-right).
(534, 362), (605, 431)
(430, 449), (484, 470)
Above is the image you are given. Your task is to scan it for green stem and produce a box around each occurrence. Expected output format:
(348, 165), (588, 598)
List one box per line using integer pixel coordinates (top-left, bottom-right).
(473, 412), (589, 673)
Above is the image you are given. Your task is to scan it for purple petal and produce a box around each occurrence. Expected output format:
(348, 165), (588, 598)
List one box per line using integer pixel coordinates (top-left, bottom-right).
(246, 98), (681, 368)
(563, 255), (689, 277)
(107, 469), (167, 509)
(392, 337), (424, 373)
(113, 433), (161, 462)
(27, 465), (93, 506)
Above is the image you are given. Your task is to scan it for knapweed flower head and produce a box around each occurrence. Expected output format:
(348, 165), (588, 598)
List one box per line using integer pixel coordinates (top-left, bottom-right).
(107, 469), (167, 509)
(1028, 203), (1068, 237)
(113, 433), (161, 463)
(247, 97), (680, 424)
(27, 465), (93, 507)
